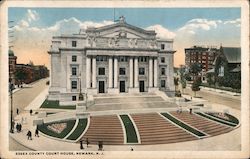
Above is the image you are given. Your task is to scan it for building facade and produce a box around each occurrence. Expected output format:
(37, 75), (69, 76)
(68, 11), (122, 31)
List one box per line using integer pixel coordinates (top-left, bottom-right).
(185, 46), (219, 81)
(9, 50), (17, 84)
(48, 17), (175, 105)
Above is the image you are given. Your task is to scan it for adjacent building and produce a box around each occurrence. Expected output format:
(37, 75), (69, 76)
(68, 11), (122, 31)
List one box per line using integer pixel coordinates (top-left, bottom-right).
(48, 17), (176, 105)
(9, 50), (17, 84)
(185, 46), (219, 81)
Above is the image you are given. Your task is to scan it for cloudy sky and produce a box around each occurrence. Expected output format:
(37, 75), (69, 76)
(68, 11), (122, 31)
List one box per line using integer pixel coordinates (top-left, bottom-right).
(8, 8), (241, 68)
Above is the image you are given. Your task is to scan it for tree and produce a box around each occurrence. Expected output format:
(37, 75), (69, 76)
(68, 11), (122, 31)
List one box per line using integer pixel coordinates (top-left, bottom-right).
(192, 79), (200, 97)
(15, 69), (27, 85)
(190, 63), (202, 96)
(206, 73), (214, 87)
(179, 67), (187, 94)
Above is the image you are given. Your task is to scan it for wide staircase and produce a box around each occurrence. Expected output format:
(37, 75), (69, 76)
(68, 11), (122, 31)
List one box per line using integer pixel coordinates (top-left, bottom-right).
(170, 111), (233, 136)
(81, 115), (124, 145)
(89, 94), (177, 111)
(130, 113), (198, 145)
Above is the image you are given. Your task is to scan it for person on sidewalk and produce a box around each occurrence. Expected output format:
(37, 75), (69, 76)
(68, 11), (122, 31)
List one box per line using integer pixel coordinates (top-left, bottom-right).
(16, 123), (19, 133)
(80, 140), (84, 150)
(27, 130), (32, 140)
(86, 138), (89, 148)
(35, 128), (39, 137)
(16, 108), (19, 115)
(19, 123), (22, 132)
(30, 109), (33, 116)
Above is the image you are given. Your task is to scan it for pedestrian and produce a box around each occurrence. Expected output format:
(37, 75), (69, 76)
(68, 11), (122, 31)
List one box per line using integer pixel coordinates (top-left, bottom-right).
(98, 141), (103, 151)
(131, 147), (134, 151)
(35, 128), (39, 137)
(189, 108), (192, 114)
(80, 140), (84, 150)
(27, 130), (32, 140)
(19, 123), (22, 132)
(191, 97), (192, 100)
(30, 109), (33, 116)
(16, 123), (19, 132)
(16, 108), (19, 115)
(86, 138), (89, 147)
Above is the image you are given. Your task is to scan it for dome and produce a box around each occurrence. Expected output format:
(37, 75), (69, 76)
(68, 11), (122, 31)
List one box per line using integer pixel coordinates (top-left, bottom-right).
(8, 50), (15, 56)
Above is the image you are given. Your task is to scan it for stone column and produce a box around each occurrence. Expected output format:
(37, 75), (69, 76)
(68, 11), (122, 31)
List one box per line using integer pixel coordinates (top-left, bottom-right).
(149, 57), (153, 87)
(134, 57), (138, 88)
(153, 58), (158, 87)
(129, 57), (134, 88)
(92, 57), (96, 88)
(114, 57), (118, 88)
(86, 57), (91, 88)
(108, 56), (113, 88)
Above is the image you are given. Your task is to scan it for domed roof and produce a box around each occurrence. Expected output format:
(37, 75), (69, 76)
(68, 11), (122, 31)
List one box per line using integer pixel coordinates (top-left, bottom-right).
(8, 50), (15, 56)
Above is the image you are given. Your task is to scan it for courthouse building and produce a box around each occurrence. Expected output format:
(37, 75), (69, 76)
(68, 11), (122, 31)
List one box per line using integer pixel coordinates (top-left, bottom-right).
(48, 17), (175, 105)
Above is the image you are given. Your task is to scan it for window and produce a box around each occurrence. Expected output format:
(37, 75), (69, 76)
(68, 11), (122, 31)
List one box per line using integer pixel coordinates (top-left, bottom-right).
(119, 68), (126, 75)
(161, 80), (165, 88)
(72, 41), (77, 47)
(96, 56), (107, 61)
(139, 68), (145, 75)
(118, 56), (128, 62)
(161, 68), (165, 75)
(161, 57), (165, 63)
(139, 57), (147, 62)
(98, 67), (105, 75)
(72, 67), (77, 76)
(71, 81), (77, 89)
(72, 96), (77, 101)
(72, 55), (77, 62)
(161, 44), (165, 50)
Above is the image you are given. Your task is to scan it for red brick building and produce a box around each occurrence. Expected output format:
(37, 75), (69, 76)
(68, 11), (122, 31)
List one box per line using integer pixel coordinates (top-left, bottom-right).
(185, 46), (219, 81)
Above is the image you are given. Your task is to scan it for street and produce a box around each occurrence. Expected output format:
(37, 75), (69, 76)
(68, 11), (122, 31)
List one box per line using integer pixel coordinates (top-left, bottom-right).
(184, 87), (241, 110)
(9, 78), (49, 151)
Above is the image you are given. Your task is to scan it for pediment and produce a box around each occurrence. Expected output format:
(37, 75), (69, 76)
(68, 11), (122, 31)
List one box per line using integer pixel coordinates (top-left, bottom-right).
(87, 22), (156, 40)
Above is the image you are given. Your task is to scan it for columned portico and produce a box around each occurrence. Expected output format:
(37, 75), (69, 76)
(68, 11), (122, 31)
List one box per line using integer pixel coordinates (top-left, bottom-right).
(92, 57), (96, 88)
(86, 57), (91, 88)
(149, 58), (153, 87)
(108, 57), (113, 88)
(153, 58), (158, 87)
(114, 57), (118, 88)
(134, 57), (139, 88)
(129, 57), (133, 88)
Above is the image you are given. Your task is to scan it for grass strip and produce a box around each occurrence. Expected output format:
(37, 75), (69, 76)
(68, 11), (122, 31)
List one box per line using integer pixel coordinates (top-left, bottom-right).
(41, 100), (76, 109)
(206, 113), (239, 125)
(196, 112), (237, 127)
(37, 120), (76, 139)
(67, 118), (88, 141)
(161, 113), (206, 137)
(120, 115), (138, 143)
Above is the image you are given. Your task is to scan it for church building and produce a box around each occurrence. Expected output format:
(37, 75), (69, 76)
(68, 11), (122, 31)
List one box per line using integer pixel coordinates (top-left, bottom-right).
(48, 16), (175, 105)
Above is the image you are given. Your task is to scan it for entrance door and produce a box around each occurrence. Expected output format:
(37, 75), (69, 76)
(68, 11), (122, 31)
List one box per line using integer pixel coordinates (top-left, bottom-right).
(99, 81), (105, 93)
(120, 81), (125, 93)
(139, 81), (145, 92)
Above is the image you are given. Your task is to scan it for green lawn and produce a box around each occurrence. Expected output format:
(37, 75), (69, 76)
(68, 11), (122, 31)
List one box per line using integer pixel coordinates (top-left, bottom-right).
(37, 120), (76, 139)
(41, 100), (76, 109)
(161, 113), (206, 137)
(120, 115), (138, 143)
(196, 112), (237, 127)
(206, 113), (239, 125)
(67, 118), (88, 141)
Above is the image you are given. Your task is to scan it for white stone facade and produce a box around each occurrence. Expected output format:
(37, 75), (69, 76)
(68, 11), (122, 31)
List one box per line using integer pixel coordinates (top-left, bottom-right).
(48, 18), (175, 105)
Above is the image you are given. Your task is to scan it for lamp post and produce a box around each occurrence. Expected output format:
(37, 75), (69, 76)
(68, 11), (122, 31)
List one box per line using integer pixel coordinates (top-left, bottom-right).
(9, 81), (14, 133)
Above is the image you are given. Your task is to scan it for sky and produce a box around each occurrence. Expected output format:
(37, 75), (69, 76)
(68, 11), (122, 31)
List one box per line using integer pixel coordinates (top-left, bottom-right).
(8, 8), (241, 68)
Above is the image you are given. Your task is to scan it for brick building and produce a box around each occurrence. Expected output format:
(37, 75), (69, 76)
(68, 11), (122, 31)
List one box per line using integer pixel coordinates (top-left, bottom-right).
(185, 46), (219, 81)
